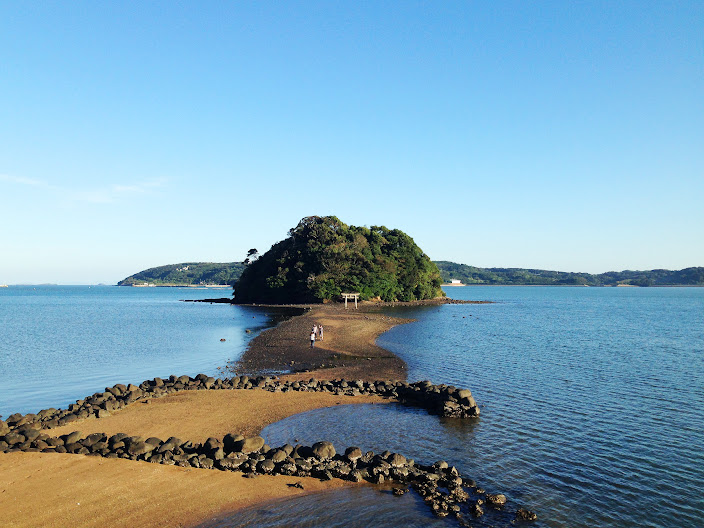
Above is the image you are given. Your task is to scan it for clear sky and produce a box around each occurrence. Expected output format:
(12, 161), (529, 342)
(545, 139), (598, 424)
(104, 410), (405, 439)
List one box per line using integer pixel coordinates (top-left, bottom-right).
(1, 1), (702, 284)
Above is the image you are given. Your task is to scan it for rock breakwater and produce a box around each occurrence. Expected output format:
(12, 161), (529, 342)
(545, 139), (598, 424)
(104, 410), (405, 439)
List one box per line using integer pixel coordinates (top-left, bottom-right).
(1, 374), (479, 434)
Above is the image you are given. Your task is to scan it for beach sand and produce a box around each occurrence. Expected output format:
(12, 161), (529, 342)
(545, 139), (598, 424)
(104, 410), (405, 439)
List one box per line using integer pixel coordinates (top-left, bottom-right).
(48, 388), (388, 442)
(0, 451), (351, 528)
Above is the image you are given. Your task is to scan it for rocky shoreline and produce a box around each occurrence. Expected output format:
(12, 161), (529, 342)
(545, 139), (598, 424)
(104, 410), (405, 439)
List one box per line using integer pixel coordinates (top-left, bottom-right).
(1, 374), (535, 525)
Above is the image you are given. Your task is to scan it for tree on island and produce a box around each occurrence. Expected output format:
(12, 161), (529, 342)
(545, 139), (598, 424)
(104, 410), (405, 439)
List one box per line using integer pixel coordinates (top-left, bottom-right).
(233, 216), (444, 304)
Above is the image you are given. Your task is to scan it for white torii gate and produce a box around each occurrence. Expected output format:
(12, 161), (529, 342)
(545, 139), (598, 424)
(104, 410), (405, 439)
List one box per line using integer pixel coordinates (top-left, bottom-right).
(341, 292), (360, 309)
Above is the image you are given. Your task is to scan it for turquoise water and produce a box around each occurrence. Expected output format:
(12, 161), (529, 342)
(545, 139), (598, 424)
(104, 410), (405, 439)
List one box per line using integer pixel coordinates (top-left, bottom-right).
(2, 286), (703, 527)
(225, 286), (704, 528)
(0, 285), (272, 417)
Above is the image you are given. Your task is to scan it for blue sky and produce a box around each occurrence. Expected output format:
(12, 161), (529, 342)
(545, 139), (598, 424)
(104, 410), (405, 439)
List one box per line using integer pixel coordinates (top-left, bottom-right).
(1, 1), (702, 284)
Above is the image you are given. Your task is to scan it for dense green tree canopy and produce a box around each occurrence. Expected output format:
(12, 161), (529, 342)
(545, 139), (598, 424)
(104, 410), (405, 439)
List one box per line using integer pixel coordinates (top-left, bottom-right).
(233, 216), (444, 303)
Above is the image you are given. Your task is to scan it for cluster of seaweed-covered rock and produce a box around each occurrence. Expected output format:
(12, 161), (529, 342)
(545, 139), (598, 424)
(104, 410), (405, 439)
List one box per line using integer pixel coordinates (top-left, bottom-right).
(0, 375), (536, 524)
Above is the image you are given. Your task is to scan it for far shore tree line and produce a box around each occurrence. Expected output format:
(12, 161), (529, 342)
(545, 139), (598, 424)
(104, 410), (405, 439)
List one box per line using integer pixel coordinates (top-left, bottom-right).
(118, 217), (704, 296)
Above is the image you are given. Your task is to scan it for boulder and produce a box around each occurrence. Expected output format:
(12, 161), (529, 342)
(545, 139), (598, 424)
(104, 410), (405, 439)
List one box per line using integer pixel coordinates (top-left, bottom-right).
(257, 459), (276, 473)
(128, 441), (156, 456)
(108, 433), (128, 446)
(349, 469), (365, 482)
(388, 453), (407, 467)
(344, 446), (363, 462)
(311, 441), (336, 460)
(515, 508), (537, 521)
(234, 436), (265, 454)
(2, 432), (25, 446)
(486, 493), (507, 508)
(63, 431), (83, 445)
(82, 433), (107, 447)
(158, 437), (182, 453)
(6, 413), (23, 426)
(223, 433), (244, 452)
(16, 427), (41, 442)
(217, 455), (247, 471)
(269, 449), (288, 463)
(470, 503), (484, 517)
(204, 437), (221, 451)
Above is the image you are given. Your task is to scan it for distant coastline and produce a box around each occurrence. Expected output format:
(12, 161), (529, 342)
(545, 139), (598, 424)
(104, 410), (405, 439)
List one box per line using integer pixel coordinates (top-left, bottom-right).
(128, 283), (231, 288)
(117, 261), (704, 289)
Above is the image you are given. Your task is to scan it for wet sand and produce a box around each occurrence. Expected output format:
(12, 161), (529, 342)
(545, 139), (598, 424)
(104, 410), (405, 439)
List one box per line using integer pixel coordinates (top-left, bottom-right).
(233, 302), (412, 381)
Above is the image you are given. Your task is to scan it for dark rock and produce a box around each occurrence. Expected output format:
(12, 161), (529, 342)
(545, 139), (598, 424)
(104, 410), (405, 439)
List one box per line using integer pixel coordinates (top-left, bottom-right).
(6, 413), (23, 426)
(46, 436), (64, 447)
(83, 433), (107, 446)
(234, 436), (265, 454)
(58, 414), (78, 426)
(515, 508), (538, 521)
(204, 437), (222, 451)
(62, 431), (83, 445)
(128, 441), (155, 456)
(257, 459), (276, 473)
(3, 432), (25, 445)
(344, 446), (363, 462)
(158, 436), (182, 453)
(388, 453), (407, 467)
(217, 454), (248, 470)
(311, 441), (336, 460)
(65, 442), (83, 453)
(349, 469), (365, 482)
(269, 449), (288, 463)
(199, 457), (214, 469)
(486, 493), (507, 508)
(223, 433), (245, 452)
(432, 460), (448, 471)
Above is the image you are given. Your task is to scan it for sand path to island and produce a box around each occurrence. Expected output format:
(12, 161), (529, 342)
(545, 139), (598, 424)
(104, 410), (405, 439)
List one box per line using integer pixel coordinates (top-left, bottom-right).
(235, 302), (412, 381)
(0, 390), (388, 528)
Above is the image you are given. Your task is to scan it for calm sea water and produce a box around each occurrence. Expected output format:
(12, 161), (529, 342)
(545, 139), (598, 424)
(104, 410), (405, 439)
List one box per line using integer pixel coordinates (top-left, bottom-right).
(0, 285), (275, 417)
(2, 286), (703, 527)
(206, 286), (704, 528)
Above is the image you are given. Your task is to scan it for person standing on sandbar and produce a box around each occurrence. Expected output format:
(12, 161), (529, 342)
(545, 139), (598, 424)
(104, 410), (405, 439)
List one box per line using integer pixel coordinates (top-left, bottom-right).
(310, 329), (316, 348)
(319, 325), (324, 341)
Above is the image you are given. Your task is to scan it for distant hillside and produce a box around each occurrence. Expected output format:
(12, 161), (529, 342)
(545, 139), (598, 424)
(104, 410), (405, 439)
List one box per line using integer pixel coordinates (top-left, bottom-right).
(118, 262), (245, 286)
(434, 261), (704, 287)
(119, 261), (704, 288)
